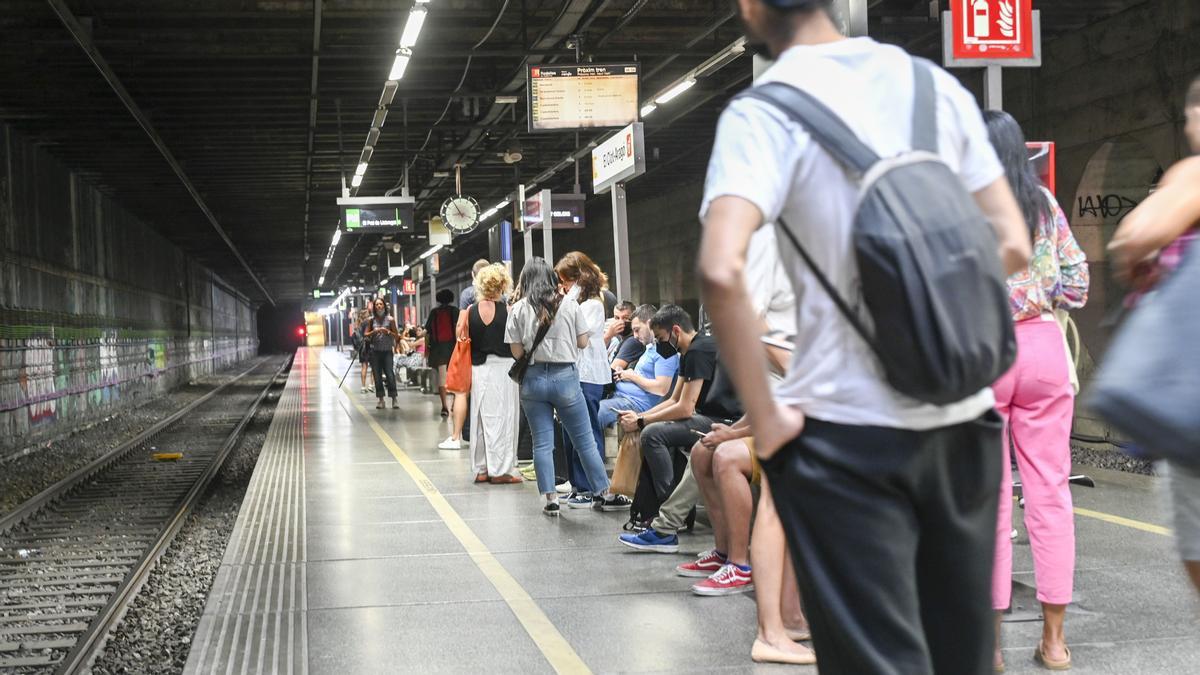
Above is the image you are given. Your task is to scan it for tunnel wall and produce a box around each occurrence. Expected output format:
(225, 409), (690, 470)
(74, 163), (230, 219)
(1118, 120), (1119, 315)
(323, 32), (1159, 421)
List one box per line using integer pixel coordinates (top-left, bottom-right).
(0, 123), (257, 459)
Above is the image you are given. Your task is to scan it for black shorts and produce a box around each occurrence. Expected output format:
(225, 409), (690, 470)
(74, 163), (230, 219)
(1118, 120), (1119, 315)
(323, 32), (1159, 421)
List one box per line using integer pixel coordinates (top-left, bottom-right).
(428, 342), (455, 368)
(357, 345), (369, 364)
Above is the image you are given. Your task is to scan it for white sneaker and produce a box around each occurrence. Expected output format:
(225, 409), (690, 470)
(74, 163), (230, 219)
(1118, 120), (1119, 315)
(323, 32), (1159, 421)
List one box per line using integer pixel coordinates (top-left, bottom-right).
(438, 436), (462, 450)
(555, 481), (573, 495)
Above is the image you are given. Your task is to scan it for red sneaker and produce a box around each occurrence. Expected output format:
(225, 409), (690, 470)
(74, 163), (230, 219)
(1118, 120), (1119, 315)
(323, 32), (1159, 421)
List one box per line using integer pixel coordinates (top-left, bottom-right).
(692, 563), (754, 596)
(675, 549), (727, 578)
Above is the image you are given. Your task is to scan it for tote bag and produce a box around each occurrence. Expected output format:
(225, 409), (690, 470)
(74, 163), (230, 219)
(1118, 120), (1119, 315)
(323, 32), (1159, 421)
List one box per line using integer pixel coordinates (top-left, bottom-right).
(1088, 246), (1200, 467)
(445, 339), (472, 394)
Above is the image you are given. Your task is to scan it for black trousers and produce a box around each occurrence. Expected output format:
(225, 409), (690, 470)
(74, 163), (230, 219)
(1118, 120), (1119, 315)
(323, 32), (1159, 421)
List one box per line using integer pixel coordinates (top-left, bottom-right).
(641, 415), (713, 501)
(762, 411), (1002, 675)
(369, 349), (397, 398)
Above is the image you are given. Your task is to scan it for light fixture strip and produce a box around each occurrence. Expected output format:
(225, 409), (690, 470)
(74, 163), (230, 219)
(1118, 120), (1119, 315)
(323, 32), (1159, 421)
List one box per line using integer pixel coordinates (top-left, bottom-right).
(399, 8), (427, 49)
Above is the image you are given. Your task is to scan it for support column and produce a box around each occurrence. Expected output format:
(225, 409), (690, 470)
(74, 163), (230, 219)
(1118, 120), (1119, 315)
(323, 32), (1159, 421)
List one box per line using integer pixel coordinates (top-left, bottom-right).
(540, 190), (553, 263)
(610, 183), (632, 301)
(984, 64), (1003, 110)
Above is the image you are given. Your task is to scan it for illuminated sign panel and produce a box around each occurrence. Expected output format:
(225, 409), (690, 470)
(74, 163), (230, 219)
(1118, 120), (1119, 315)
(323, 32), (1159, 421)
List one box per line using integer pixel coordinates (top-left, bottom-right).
(528, 64), (639, 132)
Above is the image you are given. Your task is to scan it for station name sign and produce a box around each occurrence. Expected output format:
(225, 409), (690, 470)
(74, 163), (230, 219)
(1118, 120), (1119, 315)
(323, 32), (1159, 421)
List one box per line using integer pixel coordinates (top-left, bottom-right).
(528, 63), (639, 133)
(337, 196), (416, 234)
(591, 122), (646, 194)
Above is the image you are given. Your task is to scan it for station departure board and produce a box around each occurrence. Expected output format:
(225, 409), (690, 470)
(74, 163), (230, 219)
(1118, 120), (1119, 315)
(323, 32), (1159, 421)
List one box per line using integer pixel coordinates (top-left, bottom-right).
(527, 64), (639, 132)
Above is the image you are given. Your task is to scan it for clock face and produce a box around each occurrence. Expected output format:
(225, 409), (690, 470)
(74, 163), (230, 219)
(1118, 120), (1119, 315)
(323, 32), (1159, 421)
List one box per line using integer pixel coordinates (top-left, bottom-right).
(440, 196), (480, 232)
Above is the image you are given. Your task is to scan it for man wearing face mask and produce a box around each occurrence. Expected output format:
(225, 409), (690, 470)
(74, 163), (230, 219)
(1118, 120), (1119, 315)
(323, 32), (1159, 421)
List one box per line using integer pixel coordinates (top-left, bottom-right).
(616, 305), (739, 505)
(595, 304), (678, 430)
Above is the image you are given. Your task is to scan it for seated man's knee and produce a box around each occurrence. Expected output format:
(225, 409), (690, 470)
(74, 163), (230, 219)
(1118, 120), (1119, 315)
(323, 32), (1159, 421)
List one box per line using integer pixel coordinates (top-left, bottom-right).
(713, 441), (752, 480)
(691, 443), (715, 478)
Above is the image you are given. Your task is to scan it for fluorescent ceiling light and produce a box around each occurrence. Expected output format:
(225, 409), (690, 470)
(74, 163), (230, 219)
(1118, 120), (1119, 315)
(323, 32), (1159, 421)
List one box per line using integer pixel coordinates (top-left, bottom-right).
(418, 244), (443, 260)
(414, 0), (431, 4)
(640, 103), (657, 117)
(318, 275), (325, 285)
(366, 128), (380, 147)
(494, 200), (510, 210)
(480, 208), (497, 220)
(323, 257), (332, 268)
(380, 81), (399, 107)
(399, 9), (427, 49)
(351, 174), (363, 187)
(359, 146), (373, 164)
(371, 106), (389, 129)
(388, 49), (411, 81)
(355, 162), (368, 176)
(495, 95), (519, 104)
(655, 78), (696, 104)
(331, 229), (342, 246)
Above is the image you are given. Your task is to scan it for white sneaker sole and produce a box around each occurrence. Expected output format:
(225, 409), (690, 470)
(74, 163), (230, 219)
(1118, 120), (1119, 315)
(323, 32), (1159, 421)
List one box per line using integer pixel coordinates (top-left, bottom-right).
(566, 501), (594, 509)
(618, 539), (679, 554)
(692, 583), (755, 597)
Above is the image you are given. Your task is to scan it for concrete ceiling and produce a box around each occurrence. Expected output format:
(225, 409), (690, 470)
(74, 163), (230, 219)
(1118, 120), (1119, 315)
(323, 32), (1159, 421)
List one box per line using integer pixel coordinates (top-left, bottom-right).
(0, 0), (1149, 303)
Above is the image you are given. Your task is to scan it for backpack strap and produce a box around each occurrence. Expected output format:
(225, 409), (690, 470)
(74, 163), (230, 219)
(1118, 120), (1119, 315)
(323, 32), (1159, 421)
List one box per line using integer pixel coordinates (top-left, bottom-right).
(910, 58), (938, 154)
(735, 82), (879, 175)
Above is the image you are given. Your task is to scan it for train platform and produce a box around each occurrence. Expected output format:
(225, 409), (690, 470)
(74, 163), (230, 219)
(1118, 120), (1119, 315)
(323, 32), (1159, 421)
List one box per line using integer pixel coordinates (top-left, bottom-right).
(184, 347), (1199, 674)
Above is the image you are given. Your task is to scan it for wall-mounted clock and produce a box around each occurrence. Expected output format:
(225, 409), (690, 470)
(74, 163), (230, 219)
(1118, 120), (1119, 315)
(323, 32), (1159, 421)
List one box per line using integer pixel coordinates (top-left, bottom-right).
(440, 195), (480, 233)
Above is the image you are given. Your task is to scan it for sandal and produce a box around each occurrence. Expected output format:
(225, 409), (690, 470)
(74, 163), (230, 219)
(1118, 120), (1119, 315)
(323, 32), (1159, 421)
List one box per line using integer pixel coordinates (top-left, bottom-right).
(1033, 642), (1071, 671)
(474, 473), (489, 483)
(489, 474), (523, 484)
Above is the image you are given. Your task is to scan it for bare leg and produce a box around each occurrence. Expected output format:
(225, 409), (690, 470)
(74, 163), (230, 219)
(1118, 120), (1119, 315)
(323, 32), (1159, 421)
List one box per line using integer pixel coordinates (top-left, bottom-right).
(780, 548), (808, 635)
(691, 445), (724, 552)
(1041, 603), (1068, 662)
(449, 391), (468, 440)
(994, 612), (1004, 671)
(751, 478), (813, 659)
(1187, 561), (1200, 593)
(360, 363), (369, 388)
(713, 442), (754, 567)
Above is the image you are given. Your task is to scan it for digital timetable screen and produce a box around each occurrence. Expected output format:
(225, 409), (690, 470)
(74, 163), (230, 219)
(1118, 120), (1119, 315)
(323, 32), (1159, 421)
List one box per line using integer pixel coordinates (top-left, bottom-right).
(527, 64), (639, 132)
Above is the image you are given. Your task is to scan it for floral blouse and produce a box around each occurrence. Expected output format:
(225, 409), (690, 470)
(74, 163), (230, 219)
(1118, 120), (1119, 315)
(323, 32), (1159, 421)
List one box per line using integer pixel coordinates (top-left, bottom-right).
(1006, 188), (1089, 321)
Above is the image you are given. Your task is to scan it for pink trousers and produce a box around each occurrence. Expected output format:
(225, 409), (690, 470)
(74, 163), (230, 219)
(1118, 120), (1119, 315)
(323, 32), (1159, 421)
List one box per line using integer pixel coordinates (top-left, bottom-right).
(992, 318), (1076, 610)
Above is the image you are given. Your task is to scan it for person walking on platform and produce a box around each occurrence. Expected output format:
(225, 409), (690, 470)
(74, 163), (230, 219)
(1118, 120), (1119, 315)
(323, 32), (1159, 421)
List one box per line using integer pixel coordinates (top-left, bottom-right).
(458, 259), (491, 309)
(697, 0), (1031, 673)
(365, 298), (401, 410)
(425, 289), (460, 418)
(1107, 73), (1200, 595)
(459, 264), (522, 484)
(505, 257), (624, 517)
(983, 110), (1090, 672)
(351, 309), (372, 393)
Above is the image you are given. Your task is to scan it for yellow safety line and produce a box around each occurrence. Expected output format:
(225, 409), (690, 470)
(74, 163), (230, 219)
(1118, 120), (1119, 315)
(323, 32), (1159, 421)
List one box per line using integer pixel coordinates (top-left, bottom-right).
(1073, 507), (1172, 537)
(328, 360), (591, 675)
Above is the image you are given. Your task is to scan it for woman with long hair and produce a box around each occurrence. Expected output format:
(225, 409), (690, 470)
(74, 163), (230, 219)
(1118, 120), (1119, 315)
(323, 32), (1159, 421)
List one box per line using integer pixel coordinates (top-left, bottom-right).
(364, 298), (402, 409)
(553, 251), (629, 509)
(984, 110), (1089, 672)
(504, 258), (621, 516)
(461, 264), (522, 483)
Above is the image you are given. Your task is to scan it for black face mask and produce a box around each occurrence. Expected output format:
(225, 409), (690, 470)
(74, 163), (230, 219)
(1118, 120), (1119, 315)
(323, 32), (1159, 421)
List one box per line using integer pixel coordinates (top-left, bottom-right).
(655, 333), (679, 359)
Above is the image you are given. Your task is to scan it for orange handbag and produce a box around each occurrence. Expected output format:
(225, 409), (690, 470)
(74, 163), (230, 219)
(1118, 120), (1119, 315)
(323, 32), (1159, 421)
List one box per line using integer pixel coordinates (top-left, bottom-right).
(445, 338), (472, 394)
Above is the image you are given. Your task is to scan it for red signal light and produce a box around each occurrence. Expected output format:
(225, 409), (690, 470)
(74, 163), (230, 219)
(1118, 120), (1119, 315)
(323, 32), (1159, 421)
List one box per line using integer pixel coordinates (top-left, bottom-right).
(297, 326), (307, 337)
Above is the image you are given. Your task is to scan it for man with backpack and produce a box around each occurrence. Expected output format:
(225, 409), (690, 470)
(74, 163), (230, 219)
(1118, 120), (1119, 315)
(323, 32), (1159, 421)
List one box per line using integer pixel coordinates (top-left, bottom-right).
(697, 1), (1030, 672)
(425, 289), (460, 417)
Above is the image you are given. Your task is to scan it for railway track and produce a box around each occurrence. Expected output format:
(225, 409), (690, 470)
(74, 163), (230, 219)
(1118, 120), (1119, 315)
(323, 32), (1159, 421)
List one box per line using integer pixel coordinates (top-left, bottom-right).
(0, 356), (291, 673)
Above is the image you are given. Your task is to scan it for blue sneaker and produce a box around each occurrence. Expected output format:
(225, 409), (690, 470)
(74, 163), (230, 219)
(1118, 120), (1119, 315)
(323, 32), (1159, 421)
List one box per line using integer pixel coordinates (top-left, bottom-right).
(566, 492), (594, 509)
(618, 528), (680, 553)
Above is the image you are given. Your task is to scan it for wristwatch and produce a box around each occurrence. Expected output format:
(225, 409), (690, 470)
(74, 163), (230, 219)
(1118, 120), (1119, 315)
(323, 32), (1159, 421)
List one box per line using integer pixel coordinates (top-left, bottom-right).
(636, 416), (645, 430)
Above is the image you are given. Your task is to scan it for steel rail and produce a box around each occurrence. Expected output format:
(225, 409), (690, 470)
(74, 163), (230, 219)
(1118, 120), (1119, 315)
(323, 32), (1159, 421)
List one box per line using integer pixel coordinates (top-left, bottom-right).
(55, 356), (292, 674)
(0, 360), (264, 536)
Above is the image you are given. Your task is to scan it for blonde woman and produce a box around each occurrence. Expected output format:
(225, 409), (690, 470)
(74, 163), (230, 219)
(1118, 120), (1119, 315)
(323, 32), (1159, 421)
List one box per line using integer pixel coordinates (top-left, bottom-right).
(463, 264), (522, 483)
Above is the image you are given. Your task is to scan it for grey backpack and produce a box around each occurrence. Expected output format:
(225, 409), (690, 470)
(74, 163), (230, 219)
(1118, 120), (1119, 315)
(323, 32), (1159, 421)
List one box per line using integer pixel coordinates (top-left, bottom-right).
(734, 58), (1015, 405)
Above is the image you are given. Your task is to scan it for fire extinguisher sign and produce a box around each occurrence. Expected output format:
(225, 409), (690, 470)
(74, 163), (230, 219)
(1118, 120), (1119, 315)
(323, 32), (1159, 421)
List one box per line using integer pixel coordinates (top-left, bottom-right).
(949, 0), (1037, 62)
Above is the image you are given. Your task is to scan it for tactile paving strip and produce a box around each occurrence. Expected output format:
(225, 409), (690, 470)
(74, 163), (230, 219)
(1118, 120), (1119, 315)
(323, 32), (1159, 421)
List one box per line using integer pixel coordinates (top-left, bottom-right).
(185, 362), (308, 675)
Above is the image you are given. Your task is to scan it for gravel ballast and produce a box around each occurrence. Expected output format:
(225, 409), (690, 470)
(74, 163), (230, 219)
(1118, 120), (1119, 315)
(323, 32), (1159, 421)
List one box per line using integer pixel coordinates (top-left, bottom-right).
(0, 358), (272, 519)
(88, 380), (281, 675)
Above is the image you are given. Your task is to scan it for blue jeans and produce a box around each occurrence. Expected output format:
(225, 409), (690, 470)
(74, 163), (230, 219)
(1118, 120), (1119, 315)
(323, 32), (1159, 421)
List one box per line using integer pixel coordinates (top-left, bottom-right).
(520, 364), (610, 496)
(563, 382), (606, 493)
(597, 393), (651, 430)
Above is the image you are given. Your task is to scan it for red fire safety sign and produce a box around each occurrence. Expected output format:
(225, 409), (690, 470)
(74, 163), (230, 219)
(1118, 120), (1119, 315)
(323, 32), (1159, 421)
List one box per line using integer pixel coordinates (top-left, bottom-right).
(951, 0), (1035, 60)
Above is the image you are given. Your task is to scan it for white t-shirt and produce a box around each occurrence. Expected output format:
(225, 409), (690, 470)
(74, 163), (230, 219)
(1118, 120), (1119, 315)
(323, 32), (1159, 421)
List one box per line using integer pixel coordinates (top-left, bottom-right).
(746, 225), (796, 342)
(576, 298), (610, 385)
(701, 38), (1003, 430)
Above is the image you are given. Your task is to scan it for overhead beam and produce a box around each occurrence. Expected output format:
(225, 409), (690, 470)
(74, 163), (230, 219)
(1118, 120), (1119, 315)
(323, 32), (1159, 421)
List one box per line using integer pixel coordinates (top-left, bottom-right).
(44, 0), (275, 305)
